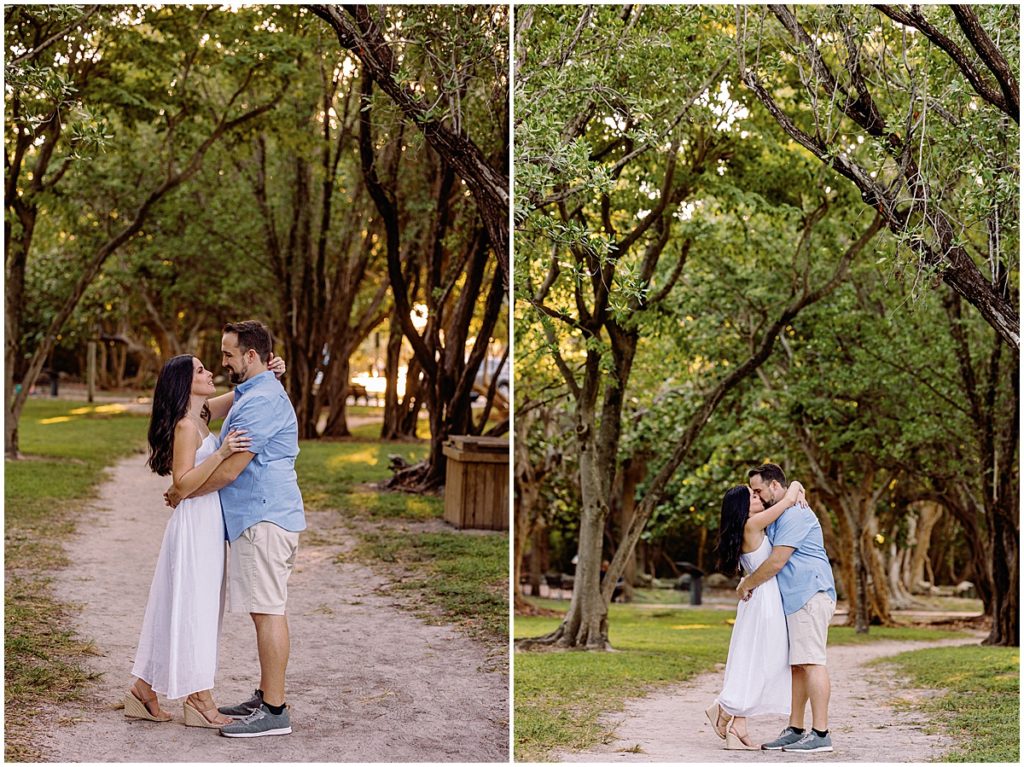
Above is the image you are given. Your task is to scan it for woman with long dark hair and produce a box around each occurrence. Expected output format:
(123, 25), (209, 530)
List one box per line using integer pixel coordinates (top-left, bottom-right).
(704, 481), (805, 749)
(125, 353), (280, 727)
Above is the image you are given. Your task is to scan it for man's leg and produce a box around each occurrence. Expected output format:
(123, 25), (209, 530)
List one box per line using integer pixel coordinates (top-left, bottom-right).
(251, 612), (290, 707)
(789, 664), (808, 729)
(803, 664), (830, 731)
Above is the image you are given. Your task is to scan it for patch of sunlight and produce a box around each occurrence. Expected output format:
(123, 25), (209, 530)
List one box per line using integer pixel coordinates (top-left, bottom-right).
(671, 624), (714, 630)
(68, 406), (94, 415)
(38, 416), (73, 425)
(327, 448), (379, 468)
(406, 497), (435, 516)
(93, 404), (126, 414)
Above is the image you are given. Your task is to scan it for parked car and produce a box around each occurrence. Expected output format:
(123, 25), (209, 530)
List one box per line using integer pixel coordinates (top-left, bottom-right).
(471, 354), (509, 401)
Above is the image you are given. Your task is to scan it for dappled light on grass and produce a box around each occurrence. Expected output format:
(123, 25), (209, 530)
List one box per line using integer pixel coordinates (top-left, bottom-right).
(69, 404), (127, 415)
(874, 645), (1019, 762)
(327, 447), (380, 469)
(298, 440), (427, 502)
(39, 403), (130, 425)
(349, 490), (440, 521)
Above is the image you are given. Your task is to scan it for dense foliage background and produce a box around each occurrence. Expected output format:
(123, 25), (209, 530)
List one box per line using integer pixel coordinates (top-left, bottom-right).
(514, 4), (1018, 647)
(5, 4), (510, 488)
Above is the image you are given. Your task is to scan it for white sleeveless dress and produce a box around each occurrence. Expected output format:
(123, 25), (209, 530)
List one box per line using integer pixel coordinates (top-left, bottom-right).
(716, 535), (791, 716)
(132, 434), (226, 699)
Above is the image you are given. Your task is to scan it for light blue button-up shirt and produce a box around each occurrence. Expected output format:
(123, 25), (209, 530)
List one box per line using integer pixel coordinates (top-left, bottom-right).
(767, 505), (836, 615)
(219, 370), (305, 542)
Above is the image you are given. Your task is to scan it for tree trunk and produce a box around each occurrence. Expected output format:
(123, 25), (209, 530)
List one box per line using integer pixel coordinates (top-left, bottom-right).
(380, 311), (405, 439)
(529, 524), (547, 597)
(833, 499), (867, 632)
(908, 502), (943, 592)
(984, 493), (1019, 646)
(517, 400), (613, 650)
(616, 455), (647, 601)
(398, 361), (424, 437)
(321, 355), (352, 437)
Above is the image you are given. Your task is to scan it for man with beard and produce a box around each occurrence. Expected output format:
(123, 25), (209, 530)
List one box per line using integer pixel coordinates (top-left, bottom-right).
(166, 319), (305, 737)
(739, 463), (836, 753)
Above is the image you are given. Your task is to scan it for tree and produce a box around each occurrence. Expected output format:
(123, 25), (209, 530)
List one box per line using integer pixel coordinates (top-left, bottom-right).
(5, 6), (286, 456)
(307, 4), (509, 284)
(359, 68), (505, 490)
(513, 397), (567, 612)
(738, 5), (1019, 349)
(515, 5), (883, 649)
(735, 246), (1017, 642)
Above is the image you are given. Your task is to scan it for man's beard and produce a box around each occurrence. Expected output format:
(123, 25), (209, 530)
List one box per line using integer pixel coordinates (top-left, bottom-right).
(227, 362), (247, 385)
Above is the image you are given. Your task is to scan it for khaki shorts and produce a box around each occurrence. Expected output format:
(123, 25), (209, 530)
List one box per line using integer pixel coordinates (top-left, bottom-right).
(228, 522), (300, 615)
(787, 592), (835, 665)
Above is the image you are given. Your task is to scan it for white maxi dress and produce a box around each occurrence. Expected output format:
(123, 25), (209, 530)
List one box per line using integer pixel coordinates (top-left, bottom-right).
(132, 434), (226, 699)
(715, 535), (791, 716)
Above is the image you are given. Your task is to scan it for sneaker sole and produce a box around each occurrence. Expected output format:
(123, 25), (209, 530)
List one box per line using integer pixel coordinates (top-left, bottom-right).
(782, 746), (834, 753)
(761, 744), (797, 751)
(220, 726), (292, 738)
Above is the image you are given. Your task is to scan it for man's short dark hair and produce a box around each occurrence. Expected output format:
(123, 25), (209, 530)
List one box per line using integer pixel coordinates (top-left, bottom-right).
(223, 320), (273, 363)
(748, 463), (787, 487)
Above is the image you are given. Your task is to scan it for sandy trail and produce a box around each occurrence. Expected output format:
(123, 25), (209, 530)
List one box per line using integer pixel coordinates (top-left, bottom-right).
(38, 452), (508, 762)
(552, 634), (981, 763)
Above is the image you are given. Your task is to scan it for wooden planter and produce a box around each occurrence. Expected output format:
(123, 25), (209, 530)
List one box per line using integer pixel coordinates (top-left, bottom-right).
(442, 435), (509, 530)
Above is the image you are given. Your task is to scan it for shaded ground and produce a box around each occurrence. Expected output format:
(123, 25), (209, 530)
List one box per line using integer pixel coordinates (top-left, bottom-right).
(552, 635), (983, 763)
(34, 451), (508, 762)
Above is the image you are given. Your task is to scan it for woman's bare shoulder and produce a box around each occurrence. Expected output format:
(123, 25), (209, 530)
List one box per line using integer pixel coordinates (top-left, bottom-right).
(173, 418), (203, 446)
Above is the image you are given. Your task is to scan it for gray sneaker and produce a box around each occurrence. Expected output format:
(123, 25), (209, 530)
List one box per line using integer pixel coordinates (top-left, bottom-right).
(218, 689), (263, 719)
(220, 703), (291, 738)
(782, 731), (834, 753)
(761, 726), (806, 750)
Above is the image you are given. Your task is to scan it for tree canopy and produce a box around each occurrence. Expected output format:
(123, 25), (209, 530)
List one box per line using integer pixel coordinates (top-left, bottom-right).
(5, 5), (510, 489)
(514, 4), (1017, 648)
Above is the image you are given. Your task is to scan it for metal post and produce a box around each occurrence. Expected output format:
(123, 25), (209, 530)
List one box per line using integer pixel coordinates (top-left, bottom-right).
(87, 341), (97, 403)
(690, 574), (703, 606)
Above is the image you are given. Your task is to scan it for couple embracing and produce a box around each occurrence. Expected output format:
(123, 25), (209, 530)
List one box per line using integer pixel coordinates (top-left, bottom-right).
(124, 320), (304, 738)
(706, 463), (837, 754)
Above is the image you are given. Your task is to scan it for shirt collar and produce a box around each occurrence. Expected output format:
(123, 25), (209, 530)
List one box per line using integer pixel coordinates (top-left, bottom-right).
(234, 369), (276, 398)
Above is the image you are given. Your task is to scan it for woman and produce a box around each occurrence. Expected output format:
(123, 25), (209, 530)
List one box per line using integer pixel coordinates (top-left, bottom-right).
(124, 353), (282, 727)
(705, 481), (805, 749)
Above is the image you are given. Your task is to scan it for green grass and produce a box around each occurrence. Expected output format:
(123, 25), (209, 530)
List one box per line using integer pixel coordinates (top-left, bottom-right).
(296, 434), (509, 648)
(514, 599), (971, 762)
(874, 645), (1019, 762)
(296, 437), (441, 520)
(351, 530), (508, 643)
(5, 399), (149, 761)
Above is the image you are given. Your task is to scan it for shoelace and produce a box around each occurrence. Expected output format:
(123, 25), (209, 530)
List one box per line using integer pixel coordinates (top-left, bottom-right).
(239, 707), (267, 724)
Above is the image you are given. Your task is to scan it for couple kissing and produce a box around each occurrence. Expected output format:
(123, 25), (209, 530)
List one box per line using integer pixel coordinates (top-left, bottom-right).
(705, 463), (837, 754)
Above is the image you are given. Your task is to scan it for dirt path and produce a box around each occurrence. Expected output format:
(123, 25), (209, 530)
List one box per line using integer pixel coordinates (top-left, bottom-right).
(37, 452), (508, 762)
(553, 635), (982, 763)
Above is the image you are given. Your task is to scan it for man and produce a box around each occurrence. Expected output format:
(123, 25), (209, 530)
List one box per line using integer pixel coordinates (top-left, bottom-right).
(166, 320), (305, 737)
(738, 463), (836, 753)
